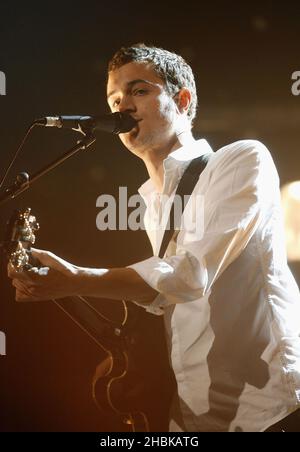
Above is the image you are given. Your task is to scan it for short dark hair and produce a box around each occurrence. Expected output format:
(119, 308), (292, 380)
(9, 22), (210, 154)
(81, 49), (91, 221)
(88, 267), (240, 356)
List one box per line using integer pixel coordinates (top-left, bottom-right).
(108, 43), (198, 124)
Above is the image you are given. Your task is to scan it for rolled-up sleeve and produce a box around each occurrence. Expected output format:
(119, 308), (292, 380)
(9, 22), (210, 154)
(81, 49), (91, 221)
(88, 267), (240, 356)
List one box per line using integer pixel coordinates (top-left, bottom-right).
(128, 140), (278, 315)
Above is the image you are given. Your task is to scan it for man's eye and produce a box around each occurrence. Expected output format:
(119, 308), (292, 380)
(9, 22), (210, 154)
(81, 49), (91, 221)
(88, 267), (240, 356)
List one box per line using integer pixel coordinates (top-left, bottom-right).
(112, 99), (120, 107)
(133, 89), (147, 95)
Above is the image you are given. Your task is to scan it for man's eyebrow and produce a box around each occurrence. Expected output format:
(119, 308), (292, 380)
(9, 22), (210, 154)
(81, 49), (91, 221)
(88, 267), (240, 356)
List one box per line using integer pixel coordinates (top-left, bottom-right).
(107, 79), (158, 99)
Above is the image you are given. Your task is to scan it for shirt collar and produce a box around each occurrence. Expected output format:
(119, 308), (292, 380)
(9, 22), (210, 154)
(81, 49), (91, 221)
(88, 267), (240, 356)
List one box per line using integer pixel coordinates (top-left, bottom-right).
(138, 138), (213, 198)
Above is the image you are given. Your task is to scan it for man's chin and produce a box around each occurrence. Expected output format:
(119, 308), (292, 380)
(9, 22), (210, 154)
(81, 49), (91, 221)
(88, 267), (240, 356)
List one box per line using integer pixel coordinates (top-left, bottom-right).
(121, 122), (138, 137)
(129, 127), (139, 139)
(122, 128), (140, 146)
(121, 133), (147, 156)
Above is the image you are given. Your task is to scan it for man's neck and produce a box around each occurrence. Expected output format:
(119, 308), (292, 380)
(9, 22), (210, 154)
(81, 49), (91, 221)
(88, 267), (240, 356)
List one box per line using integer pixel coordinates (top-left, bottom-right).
(143, 131), (196, 193)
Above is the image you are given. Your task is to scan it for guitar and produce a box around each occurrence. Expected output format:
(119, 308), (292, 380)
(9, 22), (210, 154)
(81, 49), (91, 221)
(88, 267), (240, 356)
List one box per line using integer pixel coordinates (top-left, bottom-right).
(4, 207), (175, 431)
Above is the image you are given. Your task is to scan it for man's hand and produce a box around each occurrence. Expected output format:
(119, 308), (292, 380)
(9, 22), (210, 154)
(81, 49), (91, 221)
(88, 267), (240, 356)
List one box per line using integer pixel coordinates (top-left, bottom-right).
(7, 248), (79, 302)
(8, 248), (158, 304)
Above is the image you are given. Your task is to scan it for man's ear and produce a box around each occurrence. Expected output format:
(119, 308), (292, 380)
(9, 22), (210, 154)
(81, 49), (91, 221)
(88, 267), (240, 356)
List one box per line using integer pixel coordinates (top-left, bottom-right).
(174, 88), (191, 114)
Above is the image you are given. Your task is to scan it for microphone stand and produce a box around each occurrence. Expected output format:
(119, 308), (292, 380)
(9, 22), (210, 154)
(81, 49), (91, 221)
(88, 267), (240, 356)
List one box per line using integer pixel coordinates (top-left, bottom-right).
(0, 133), (96, 207)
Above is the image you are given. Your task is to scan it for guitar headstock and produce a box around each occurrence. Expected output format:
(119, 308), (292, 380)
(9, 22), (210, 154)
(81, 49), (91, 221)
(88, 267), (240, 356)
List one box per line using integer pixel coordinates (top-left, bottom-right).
(4, 208), (39, 272)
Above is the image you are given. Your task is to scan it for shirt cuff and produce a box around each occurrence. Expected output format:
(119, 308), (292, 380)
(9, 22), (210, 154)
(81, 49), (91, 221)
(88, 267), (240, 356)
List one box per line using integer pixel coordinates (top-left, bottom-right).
(127, 256), (171, 316)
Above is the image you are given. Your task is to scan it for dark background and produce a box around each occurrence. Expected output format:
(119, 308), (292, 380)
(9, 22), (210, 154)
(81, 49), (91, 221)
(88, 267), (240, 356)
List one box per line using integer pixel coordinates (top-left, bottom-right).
(0, 0), (299, 431)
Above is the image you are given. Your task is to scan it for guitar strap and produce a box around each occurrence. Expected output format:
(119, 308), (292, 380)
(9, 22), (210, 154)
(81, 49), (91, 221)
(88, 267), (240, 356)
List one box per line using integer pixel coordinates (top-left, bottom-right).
(158, 153), (211, 259)
(129, 153), (212, 430)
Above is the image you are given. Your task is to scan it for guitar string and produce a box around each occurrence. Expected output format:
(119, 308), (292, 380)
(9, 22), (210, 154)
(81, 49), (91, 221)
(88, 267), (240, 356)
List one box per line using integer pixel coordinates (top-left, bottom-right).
(52, 298), (112, 355)
(76, 295), (128, 327)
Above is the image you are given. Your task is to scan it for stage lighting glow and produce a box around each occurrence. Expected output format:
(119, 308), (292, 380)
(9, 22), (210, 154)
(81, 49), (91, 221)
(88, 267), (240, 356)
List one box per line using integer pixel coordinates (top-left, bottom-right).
(287, 181), (300, 201)
(281, 181), (300, 261)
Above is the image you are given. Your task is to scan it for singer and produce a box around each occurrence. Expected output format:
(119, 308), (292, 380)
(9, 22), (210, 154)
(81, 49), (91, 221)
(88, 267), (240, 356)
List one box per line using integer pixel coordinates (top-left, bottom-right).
(8, 44), (300, 432)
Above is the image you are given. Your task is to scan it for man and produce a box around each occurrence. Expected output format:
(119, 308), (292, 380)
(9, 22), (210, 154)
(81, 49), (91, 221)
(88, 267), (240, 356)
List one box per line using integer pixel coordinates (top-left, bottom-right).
(8, 44), (300, 432)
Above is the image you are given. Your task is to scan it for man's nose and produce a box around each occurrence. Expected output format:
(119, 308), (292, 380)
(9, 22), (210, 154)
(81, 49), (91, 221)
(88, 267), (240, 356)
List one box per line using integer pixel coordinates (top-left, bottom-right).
(117, 95), (136, 113)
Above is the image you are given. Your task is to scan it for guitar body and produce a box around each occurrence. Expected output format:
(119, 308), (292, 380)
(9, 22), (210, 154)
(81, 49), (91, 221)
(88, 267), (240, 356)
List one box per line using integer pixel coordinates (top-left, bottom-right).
(4, 208), (175, 432)
(90, 301), (175, 432)
(92, 351), (150, 431)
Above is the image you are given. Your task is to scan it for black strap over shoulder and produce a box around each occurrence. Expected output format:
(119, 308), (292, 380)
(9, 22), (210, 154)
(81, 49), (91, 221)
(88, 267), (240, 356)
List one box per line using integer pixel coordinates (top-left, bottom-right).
(158, 153), (211, 259)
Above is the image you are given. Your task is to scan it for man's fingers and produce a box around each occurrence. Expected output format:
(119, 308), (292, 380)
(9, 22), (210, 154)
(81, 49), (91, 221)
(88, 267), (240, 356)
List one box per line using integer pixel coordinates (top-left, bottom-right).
(8, 262), (49, 282)
(31, 248), (75, 274)
(12, 279), (43, 302)
(15, 290), (28, 302)
(8, 267), (38, 282)
(8, 265), (28, 280)
(12, 279), (34, 294)
(14, 284), (32, 301)
(15, 290), (39, 302)
(27, 266), (49, 276)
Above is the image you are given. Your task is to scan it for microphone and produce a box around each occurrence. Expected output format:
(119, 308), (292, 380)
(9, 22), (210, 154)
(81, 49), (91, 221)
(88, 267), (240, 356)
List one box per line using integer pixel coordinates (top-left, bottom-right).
(33, 112), (137, 134)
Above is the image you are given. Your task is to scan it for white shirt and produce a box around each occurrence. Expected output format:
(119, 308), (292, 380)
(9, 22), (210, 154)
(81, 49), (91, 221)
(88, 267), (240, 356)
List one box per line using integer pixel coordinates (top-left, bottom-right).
(129, 139), (300, 432)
